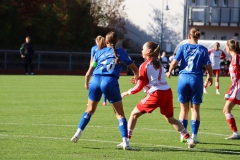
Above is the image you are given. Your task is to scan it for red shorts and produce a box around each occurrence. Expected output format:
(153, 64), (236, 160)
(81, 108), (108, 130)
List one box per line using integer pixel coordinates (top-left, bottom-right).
(206, 70), (220, 75)
(136, 89), (173, 117)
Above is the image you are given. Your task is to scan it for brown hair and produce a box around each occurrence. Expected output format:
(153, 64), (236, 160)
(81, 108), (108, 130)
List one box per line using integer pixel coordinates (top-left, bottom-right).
(145, 41), (161, 69)
(95, 35), (106, 49)
(189, 27), (201, 39)
(105, 31), (121, 64)
(226, 39), (240, 53)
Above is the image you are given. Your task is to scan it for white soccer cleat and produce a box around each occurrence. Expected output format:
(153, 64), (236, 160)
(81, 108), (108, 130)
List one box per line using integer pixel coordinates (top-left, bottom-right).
(122, 143), (133, 150)
(187, 139), (196, 148)
(225, 134), (240, 140)
(216, 91), (220, 94)
(117, 142), (124, 147)
(71, 136), (80, 143)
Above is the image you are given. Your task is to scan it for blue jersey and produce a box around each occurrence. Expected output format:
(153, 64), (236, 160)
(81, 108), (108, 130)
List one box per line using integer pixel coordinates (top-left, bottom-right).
(91, 45), (98, 58)
(92, 47), (134, 79)
(174, 43), (211, 75)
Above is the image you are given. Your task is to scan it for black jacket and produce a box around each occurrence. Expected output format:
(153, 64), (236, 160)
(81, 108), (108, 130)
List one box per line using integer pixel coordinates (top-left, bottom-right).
(20, 42), (34, 58)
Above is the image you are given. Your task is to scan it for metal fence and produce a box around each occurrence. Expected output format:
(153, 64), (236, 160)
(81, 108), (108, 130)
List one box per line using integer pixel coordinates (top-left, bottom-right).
(0, 50), (143, 74)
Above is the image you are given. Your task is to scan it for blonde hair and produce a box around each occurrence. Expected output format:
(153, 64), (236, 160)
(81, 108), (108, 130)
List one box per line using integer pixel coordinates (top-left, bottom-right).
(226, 39), (240, 53)
(95, 35), (106, 49)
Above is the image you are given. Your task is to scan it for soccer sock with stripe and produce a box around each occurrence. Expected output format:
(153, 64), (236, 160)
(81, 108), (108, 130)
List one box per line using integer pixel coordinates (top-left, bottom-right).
(191, 120), (200, 139)
(215, 81), (219, 90)
(78, 112), (91, 130)
(225, 113), (238, 134)
(118, 118), (128, 143)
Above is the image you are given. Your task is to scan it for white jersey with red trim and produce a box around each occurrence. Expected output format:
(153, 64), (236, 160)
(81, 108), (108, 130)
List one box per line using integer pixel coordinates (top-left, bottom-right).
(225, 54), (240, 101)
(208, 49), (226, 70)
(128, 59), (170, 95)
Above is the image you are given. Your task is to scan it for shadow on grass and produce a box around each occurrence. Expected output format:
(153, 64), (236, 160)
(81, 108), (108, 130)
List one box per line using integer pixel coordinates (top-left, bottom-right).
(200, 141), (240, 146)
(127, 146), (240, 155)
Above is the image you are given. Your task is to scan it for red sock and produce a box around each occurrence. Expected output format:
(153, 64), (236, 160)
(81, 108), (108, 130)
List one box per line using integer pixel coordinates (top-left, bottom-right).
(225, 113), (238, 132)
(128, 130), (133, 139)
(215, 81), (219, 89)
(180, 129), (190, 139)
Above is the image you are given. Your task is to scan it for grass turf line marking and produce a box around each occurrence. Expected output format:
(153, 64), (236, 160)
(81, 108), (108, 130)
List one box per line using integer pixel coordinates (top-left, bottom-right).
(0, 133), (240, 154)
(0, 122), (229, 137)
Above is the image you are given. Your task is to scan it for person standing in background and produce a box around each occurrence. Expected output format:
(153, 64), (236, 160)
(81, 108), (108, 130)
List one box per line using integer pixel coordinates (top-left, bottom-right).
(203, 42), (226, 94)
(20, 36), (34, 75)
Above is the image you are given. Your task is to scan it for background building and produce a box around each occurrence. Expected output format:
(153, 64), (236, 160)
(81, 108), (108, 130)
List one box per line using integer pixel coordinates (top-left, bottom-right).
(123, 0), (240, 54)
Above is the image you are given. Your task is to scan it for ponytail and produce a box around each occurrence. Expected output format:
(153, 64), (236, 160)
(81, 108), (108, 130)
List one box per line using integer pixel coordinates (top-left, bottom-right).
(145, 42), (161, 69)
(110, 43), (121, 64)
(106, 31), (121, 64)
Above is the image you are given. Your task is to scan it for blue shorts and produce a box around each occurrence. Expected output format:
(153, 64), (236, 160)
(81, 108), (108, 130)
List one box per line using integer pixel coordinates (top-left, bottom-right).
(88, 75), (121, 103)
(177, 74), (203, 104)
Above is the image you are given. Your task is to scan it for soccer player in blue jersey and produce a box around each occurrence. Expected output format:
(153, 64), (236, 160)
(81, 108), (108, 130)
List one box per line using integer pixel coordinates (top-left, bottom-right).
(166, 27), (213, 143)
(90, 35), (108, 106)
(71, 31), (139, 150)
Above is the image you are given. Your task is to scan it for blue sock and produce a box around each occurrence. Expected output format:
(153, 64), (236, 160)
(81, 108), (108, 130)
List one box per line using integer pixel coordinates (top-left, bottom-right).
(179, 119), (188, 130)
(103, 94), (107, 103)
(118, 118), (128, 138)
(191, 120), (200, 135)
(78, 112), (91, 130)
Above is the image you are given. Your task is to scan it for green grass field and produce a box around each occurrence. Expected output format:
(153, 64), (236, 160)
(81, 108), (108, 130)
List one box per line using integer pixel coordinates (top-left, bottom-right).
(0, 75), (240, 160)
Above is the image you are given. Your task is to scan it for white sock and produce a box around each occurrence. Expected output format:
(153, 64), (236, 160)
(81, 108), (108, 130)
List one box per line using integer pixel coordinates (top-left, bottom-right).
(122, 137), (129, 144)
(74, 128), (82, 137)
(192, 134), (197, 139)
(233, 131), (239, 135)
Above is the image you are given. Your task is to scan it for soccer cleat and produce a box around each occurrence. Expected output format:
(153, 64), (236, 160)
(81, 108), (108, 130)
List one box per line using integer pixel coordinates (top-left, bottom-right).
(71, 135), (80, 143)
(122, 143), (133, 150)
(103, 102), (107, 106)
(187, 139), (196, 148)
(117, 142), (123, 147)
(225, 134), (240, 140)
(180, 139), (187, 143)
(193, 137), (200, 143)
(216, 91), (220, 94)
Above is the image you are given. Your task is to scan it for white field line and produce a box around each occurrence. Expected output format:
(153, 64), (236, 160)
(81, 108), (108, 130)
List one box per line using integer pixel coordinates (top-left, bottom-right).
(0, 133), (240, 154)
(0, 122), (229, 137)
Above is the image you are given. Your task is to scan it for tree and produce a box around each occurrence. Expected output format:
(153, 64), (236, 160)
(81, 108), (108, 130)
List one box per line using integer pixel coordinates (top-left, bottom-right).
(90, 0), (127, 38)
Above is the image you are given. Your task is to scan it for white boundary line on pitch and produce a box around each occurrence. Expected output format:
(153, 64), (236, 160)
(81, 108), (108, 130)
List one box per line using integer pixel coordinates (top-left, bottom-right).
(0, 122), (229, 137)
(0, 133), (240, 154)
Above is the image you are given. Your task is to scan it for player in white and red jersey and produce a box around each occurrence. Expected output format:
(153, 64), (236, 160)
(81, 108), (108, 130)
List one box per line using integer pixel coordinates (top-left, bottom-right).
(204, 42), (226, 94)
(117, 41), (195, 148)
(223, 39), (240, 140)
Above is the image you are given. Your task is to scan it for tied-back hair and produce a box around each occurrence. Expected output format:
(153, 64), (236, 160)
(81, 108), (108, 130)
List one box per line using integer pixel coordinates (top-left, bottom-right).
(96, 35), (106, 49)
(146, 41), (161, 69)
(227, 39), (240, 54)
(189, 27), (201, 39)
(106, 31), (121, 64)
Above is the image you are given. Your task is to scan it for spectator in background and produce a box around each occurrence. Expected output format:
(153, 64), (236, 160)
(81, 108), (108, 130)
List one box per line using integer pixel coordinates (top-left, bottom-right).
(169, 53), (176, 64)
(220, 58), (230, 76)
(20, 36), (34, 75)
(160, 51), (169, 72)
